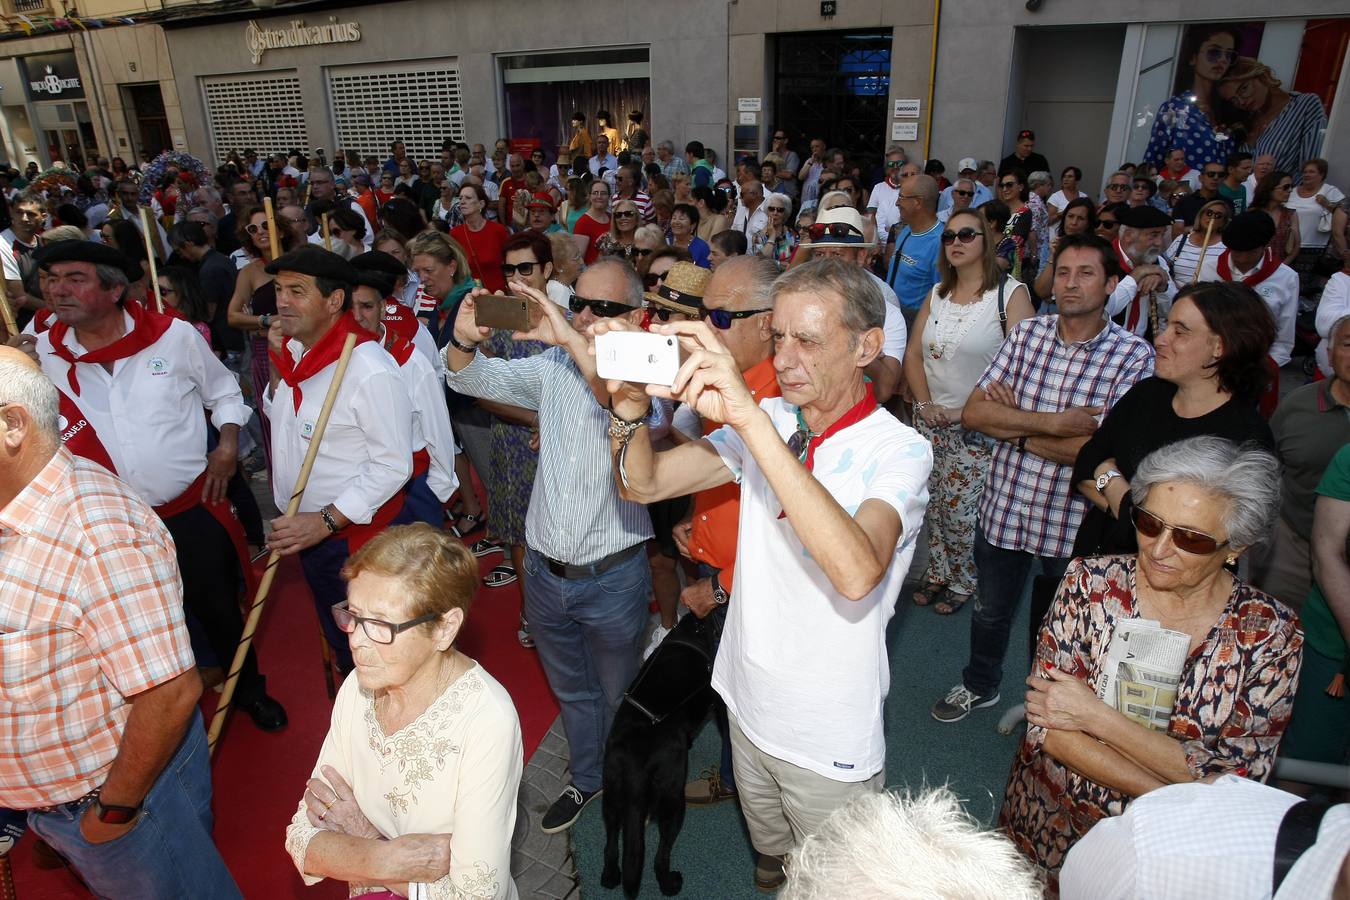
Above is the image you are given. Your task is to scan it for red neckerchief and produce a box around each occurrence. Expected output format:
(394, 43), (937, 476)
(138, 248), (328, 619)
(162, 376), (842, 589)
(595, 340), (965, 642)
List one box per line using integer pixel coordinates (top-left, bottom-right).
(1168, 164), (1192, 180)
(383, 298), (419, 343)
(56, 389), (117, 473)
(32, 308), (53, 333)
(1112, 237), (1134, 275)
(1114, 238), (1154, 331)
(269, 313), (375, 413)
(382, 327), (415, 366)
(46, 300), (175, 396)
(1216, 248), (1280, 287)
(778, 391), (878, 519)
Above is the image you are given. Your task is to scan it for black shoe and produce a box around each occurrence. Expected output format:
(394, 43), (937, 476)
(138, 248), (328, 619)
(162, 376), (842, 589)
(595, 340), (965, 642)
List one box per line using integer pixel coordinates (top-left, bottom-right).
(240, 694), (288, 732)
(540, 784), (599, 834)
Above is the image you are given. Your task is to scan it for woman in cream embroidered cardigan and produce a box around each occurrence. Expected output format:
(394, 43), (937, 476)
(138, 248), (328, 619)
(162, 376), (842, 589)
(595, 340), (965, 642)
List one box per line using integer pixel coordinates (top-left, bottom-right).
(286, 524), (523, 898)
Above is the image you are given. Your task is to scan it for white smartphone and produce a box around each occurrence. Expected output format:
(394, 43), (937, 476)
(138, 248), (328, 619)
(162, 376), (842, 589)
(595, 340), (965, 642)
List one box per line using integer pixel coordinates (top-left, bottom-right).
(595, 331), (683, 386)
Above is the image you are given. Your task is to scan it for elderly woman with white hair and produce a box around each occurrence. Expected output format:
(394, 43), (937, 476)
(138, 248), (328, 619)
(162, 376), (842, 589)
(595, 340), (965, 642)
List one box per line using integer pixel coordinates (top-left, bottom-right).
(1001, 436), (1302, 890)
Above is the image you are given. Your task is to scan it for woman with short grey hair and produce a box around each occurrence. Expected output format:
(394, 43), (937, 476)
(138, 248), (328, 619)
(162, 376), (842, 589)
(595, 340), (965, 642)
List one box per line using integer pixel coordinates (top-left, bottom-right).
(1002, 435), (1302, 889)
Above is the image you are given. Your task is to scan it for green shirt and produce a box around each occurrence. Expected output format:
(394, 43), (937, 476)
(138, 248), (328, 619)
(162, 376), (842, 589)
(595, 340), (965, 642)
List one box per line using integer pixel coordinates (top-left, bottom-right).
(1302, 443), (1350, 662)
(1218, 181), (1247, 215)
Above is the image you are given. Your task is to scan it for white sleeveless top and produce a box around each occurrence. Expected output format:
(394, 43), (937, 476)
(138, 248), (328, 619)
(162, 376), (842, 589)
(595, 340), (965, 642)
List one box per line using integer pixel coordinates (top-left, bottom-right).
(920, 279), (1018, 408)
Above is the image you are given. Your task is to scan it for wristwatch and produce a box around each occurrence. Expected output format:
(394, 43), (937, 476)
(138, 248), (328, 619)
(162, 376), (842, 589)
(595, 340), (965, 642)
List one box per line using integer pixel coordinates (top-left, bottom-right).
(447, 333), (479, 354)
(92, 795), (141, 825)
(319, 504), (340, 534)
(1095, 469), (1123, 493)
(710, 571), (729, 605)
(258, 313), (272, 329)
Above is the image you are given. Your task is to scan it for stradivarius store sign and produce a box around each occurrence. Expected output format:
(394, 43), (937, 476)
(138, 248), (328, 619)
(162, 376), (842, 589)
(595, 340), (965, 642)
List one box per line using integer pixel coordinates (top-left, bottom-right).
(246, 16), (361, 66)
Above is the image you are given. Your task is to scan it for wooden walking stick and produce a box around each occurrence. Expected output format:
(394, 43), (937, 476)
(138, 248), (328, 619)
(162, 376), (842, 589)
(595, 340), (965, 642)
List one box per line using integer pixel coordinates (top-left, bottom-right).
(1191, 215), (1217, 284)
(321, 212), (333, 252)
(138, 206), (164, 314)
(207, 332), (360, 757)
(0, 278), (18, 340)
(263, 196), (282, 261)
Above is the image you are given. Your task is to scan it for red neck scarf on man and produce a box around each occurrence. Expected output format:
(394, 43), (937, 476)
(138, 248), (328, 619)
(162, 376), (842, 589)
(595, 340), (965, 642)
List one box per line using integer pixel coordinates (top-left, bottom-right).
(382, 299), (419, 344)
(45, 300), (175, 396)
(269, 312), (374, 413)
(1112, 237), (1134, 275)
(382, 328), (415, 366)
(1216, 248), (1280, 287)
(778, 390), (879, 519)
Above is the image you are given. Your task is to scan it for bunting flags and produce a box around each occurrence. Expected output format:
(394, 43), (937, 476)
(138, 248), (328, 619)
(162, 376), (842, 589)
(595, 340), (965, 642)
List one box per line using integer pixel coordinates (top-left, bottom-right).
(0, 13), (134, 35)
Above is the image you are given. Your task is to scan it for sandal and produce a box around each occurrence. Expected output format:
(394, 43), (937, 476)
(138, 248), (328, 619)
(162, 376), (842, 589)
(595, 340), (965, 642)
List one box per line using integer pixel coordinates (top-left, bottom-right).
(469, 538), (503, 558)
(934, 591), (972, 616)
(483, 564), (517, 588)
(913, 583), (946, 607)
(451, 512), (485, 538)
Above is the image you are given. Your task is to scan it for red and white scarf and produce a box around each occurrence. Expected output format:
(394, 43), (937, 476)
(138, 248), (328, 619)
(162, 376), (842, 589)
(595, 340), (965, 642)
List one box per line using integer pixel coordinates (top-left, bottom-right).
(45, 300), (174, 396)
(1216, 247), (1281, 287)
(269, 313), (375, 413)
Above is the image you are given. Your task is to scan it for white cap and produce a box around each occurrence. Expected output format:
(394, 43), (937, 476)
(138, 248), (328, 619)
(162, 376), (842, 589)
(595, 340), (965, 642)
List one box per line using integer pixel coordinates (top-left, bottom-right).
(958, 157), (977, 173)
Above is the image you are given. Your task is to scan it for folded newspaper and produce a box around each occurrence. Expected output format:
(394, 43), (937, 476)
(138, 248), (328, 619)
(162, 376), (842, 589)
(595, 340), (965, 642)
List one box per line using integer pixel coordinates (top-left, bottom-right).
(1094, 618), (1191, 731)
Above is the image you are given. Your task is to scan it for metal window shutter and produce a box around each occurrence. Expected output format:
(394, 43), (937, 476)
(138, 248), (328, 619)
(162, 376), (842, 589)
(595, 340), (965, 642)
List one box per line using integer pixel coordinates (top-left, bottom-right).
(327, 59), (464, 161)
(203, 71), (308, 161)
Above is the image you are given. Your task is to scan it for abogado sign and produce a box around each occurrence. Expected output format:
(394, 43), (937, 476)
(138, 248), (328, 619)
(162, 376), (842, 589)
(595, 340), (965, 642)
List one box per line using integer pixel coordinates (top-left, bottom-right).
(23, 53), (84, 99)
(246, 17), (361, 66)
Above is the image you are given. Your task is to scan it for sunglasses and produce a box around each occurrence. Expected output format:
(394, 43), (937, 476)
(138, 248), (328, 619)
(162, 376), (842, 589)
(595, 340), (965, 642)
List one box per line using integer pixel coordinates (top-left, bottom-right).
(1202, 170), (1223, 178)
(1098, 219), (1119, 228)
(614, 210), (637, 219)
(245, 221), (270, 234)
(999, 181), (1019, 190)
(805, 222), (863, 241)
(941, 227), (981, 245)
(570, 294), (631, 318)
(1201, 209), (1229, 219)
(787, 425), (817, 462)
(885, 160), (905, 168)
(774, 134), (786, 140)
(953, 189), (973, 197)
(1131, 506), (1228, 555)
(500, 261), (538, 277)
(700, 306), (772, 329)
(1276, 183), (1293, 191)
(1203, 46), (1238, 64)
(1107, 183), (1129, 191)
(651, 307), (686, 322)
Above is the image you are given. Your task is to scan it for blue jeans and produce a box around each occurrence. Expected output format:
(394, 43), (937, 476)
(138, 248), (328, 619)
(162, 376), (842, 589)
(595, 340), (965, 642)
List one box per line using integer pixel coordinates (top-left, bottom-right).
(523, 546), (651, 793)
(403, 472), (445, 530)
(961, 526), (1071, 697)
(27, 712), (240, 900)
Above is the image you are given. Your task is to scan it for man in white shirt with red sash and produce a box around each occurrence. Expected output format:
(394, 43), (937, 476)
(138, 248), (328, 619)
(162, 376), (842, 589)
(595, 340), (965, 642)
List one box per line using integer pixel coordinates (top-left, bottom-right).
(349, 261), (457, 529)
(1105, 204), (1177, 341)
(351, 250), (441, 374)
(262, 246), (414, 673)
(32, 240), (287, 731)
(1198, 210), (1298, 414)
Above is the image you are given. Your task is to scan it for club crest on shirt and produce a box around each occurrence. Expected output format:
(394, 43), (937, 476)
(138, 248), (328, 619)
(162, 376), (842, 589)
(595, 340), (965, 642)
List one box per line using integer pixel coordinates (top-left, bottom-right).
(58, 415), (69, 431)
(301, 420), (315, 440)
(385, 303), (399, 315)
(148, 356), (168, 376)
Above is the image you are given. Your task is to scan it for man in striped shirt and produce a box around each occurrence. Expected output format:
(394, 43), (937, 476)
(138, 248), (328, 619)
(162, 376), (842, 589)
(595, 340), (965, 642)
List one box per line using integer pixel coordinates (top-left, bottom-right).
(932, 234), (1154, 723)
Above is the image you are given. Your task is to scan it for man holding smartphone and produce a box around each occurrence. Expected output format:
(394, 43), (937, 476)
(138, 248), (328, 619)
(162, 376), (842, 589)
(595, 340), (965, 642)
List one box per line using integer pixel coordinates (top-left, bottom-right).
(595, 257), (932, 891)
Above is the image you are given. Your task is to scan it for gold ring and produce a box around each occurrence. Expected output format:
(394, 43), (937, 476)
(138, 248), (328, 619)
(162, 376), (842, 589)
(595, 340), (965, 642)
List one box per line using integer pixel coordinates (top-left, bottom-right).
(323, 798), (335, 811)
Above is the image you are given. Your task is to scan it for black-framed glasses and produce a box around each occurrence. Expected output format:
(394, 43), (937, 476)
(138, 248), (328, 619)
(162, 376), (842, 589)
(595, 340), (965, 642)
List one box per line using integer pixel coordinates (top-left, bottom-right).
(1106, 183), (1129, 191)
(1201, 208), (1229, 220)
(941, 227), (981, 245)
(614, 210), (637, 219)
(643, 271), (666, 289)
(1202, 169), (1223, 178)
(953, 189), (974, 197)
(701, 306), (773, 329)
(651, 307), (687, 322)
(1276, 182), (1293, 192)
(500, 261), (538, 278)
(999, 180), (1018, 190)
(1130, 506), (1228, 555)
(331, 600), (439, 645)
(1098, 218), (1119, 229)
(805, 222), (863, 241)
(773, 133), (786, 140)
(570, 294), (631, 318)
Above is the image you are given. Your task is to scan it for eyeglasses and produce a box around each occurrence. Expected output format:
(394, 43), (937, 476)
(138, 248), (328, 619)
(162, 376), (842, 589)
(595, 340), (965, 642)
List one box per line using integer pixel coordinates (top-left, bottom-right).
(1106, 183), (1129, 191)
(1203, 46), (1238, 64)
(805, 222), (863, 241)
(282, 216), (308, 225)
(1201, 209), (1229, 220)
(331, 600), (440, 645)
(614, 210), (637, 219)
(500, 261), (538, 277)
(245, 221), (270, 234)
(941, 227), (981, 245)
(701, 306), (773, 329)
(1202, 170), (1223, 178)
(999, 181), (1018, 190)
(651, 307), (686, 322)
(642, 271), (667, 289)
(1276, 183), (1292, 191)
(1098, 219), (1119, 229)
(773, 134), (786, 140)
(766, 206), (787, 214)
(787, 425), (817, 462)
(885, 160), (905, 169)
(953, 189), (974, 197)
(569, 294), (632, 318)
(1131, 506), (1228, 555)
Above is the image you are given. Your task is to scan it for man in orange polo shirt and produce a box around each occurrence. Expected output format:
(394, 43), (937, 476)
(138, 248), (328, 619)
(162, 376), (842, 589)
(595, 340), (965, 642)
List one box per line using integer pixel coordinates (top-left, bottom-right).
(670, 255), (782, 807)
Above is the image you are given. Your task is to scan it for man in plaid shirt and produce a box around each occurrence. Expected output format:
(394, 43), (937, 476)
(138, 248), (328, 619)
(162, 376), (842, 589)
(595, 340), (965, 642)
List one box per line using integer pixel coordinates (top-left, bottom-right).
(0, 349), (239, 897)
(932, 234), (1155, 723)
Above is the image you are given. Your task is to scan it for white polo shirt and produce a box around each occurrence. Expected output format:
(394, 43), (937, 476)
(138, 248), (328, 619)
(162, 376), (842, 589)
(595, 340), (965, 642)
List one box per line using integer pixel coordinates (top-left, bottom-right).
(705, 398), (932, 781)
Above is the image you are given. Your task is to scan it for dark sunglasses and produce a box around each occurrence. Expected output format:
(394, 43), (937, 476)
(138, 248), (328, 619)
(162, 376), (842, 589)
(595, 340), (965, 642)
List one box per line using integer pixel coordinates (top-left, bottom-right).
(1203, 46), (1238, 64)
(570, 295), (631, 318)
(1106, 183), (1129, 191)
(953, 189), (974, 197)
(651, 307), (686, 322)
(999, 180), (1019, 190)
(885, 160), (905, 168)
(614, 210), (638, 219)
(500, 261), (538, 277)
(1201, 209), (1229, 220)
(643, 271), (665, 289)
(773, 133), (786, 140)
(636, 247), (655, 258)
(941, 227), (981, 245)
(1098, 218), (1119, 228)
(805, 222), (863, 241)
(1202, 170), (1223, 178)
(700, 306), (772, 329)
(1131, 506), (1228, 555)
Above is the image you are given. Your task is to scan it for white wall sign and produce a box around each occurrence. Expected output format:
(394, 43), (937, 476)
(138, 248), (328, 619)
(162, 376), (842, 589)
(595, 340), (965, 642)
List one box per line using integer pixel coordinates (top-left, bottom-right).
(739, 111), (757, 125)
(894, 99), (921, 118)
(737, 97), (761, 112)
(892, 121), (918, 141)
(246, 17), (362, 66)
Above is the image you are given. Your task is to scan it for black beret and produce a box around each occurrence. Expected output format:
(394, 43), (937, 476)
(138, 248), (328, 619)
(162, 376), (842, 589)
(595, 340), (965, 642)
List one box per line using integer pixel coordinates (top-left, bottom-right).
(36, 238), (143, 282)
(264, 245), (358, 284)
(1116, 204), (1172, 229)
(353, 269), (396, 296)
(350, 250), (407, 278)
(1221, 211), (1277, 252)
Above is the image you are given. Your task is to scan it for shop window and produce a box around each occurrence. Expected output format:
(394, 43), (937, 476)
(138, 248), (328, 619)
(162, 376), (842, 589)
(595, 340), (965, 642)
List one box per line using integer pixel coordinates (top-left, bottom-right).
(203, 72), (308, 162)
(327, 59), (464, 162)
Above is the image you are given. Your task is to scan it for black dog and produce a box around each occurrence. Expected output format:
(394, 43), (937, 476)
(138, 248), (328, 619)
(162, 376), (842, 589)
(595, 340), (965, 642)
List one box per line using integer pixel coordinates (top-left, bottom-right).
(600, 614), (716, 897)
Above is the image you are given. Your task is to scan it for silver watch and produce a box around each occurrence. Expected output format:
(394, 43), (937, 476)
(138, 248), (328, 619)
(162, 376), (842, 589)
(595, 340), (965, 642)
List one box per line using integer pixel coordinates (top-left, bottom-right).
(1095, 469), (1123, 493)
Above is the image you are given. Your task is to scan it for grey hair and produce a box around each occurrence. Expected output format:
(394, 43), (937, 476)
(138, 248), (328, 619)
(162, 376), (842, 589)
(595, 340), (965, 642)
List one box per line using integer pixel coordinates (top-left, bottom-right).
(716, 254), (780, 310)
(780, 788), (1043, 900)
(1028, 170), (1052, 189)
(819, 190), (852, 211)
(771, 256), (884, 341)
(657, 140), (675, 153)
(0, 358), (60, 442)
(186, 205), (219, 226)
(94, 264), (130, 294)
(1129, 436), (1281, 549)
(583, 257), (643, 308)
(1328, 313), (1350, 345)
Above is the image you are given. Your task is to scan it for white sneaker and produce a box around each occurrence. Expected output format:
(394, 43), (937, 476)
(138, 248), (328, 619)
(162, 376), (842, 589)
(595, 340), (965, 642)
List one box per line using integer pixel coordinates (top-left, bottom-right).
(643, 623), (672, 660)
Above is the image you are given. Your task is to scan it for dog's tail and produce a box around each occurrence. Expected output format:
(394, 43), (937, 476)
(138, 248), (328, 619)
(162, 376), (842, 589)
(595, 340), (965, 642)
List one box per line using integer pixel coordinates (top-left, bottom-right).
(622, 795), (646, 898)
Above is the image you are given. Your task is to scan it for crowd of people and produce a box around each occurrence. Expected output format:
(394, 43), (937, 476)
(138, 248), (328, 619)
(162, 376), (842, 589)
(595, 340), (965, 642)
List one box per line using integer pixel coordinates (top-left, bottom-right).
(0, 108), (1348, 900)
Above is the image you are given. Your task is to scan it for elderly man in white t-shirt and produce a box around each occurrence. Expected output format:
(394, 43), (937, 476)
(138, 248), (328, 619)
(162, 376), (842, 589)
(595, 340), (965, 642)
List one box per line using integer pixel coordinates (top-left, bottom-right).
(598, 256), (932, 893)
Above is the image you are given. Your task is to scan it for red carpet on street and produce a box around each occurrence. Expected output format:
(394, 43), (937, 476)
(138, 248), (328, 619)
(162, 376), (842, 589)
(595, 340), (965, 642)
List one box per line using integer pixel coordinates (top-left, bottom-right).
(8, 548), (558, 898)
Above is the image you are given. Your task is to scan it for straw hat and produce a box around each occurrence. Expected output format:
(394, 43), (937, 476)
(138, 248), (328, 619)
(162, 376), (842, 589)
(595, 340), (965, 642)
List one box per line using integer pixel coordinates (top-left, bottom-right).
(645, 261), (710, 317)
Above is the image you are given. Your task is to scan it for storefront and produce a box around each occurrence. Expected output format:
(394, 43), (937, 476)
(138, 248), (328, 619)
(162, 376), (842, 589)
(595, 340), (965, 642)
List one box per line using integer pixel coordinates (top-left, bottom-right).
(162, 0), (729, 168)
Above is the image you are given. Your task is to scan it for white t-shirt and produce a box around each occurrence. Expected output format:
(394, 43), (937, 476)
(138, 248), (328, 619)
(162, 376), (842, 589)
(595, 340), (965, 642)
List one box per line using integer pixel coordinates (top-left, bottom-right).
(1197, 255), (1299, 366)
(867, 269), (907, 362)
(1048, 190), (1087, 212)
(1315, 271), (1350, 376)
(706, 398), (932, 781)
(1286, 184), (1343, 249)
(0, 227), (37, 281)
(868, 180), (902, 241)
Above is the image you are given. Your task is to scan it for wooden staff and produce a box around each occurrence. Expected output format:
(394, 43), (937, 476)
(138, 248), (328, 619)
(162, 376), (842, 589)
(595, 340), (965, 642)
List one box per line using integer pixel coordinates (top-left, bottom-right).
(0, 277), (17, 339)
(321, 212), (333, 252)
(208, 332), (360, 757)
(263, 196), (282, 261)
(300, 179), (311, 208)
(138, 206), (164, 314)
(1190, 215), (1217, 284)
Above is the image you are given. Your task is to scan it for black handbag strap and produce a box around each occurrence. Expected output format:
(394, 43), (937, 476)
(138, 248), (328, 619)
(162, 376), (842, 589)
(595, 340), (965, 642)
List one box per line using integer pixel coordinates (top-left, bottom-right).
(997, 273), (1008, 337)
(1272, 798), (1331, 895)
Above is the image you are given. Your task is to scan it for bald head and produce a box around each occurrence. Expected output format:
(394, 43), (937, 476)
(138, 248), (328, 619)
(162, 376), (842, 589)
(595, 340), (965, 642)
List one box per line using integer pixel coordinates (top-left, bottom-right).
(0, 348), (60, 468)
(0, 344), (39, 371)
(910, 175), (940, 212)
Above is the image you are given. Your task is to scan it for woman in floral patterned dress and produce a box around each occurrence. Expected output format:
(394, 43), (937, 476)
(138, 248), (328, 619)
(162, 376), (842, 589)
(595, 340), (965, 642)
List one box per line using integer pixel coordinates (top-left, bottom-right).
(1001, 437), (1302, 892)
(286, 525), (524, 898)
